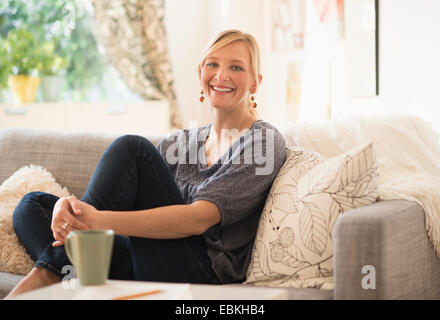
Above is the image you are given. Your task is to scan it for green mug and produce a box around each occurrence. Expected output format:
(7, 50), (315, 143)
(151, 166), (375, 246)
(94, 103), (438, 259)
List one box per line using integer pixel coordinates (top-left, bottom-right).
(65, 229), (114, 286)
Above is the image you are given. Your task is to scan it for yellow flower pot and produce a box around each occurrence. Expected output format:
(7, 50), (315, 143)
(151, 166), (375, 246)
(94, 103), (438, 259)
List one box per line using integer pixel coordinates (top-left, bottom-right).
(8, 75), (41, 104)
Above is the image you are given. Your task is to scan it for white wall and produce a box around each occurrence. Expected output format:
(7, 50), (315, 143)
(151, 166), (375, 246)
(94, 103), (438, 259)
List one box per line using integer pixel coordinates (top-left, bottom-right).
(332, 0), (440, 132)
(165, 0), (440, 132)
(164, 0), (210, 128)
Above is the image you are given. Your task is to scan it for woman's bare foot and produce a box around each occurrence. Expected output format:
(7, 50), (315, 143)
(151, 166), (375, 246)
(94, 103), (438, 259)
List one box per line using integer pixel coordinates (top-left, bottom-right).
(4, 267), (61, 299)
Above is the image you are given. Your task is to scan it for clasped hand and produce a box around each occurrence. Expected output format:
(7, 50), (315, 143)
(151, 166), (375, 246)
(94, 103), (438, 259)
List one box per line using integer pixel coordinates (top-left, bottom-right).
(51, 195), (98, 247)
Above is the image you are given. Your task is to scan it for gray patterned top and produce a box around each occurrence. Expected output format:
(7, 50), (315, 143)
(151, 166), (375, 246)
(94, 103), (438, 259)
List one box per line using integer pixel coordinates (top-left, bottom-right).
(156, 120), (287, 283)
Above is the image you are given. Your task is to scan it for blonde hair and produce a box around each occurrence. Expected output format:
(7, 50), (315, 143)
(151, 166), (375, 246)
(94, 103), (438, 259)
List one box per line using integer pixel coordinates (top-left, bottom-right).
(198, 29), (261, 118)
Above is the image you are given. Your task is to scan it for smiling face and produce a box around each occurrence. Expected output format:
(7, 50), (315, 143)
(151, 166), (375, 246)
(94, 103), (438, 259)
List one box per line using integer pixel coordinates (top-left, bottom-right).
(200, 40), (258, 112)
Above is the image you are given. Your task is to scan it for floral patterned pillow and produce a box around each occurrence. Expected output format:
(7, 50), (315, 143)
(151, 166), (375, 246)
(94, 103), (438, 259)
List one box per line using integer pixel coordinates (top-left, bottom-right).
(245, 141), (379, 289)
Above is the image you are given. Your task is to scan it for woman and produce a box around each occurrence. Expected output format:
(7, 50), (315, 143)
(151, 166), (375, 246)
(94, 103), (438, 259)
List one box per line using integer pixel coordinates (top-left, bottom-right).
(6, 30), (286, 297)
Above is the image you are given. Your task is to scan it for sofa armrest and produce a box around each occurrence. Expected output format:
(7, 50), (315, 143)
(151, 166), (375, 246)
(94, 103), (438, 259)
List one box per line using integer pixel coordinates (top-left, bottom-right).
(333, 200), (440, 299)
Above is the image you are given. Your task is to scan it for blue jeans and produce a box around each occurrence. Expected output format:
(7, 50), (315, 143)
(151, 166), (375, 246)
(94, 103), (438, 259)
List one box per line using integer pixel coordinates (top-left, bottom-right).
(12, 135), (220, 284)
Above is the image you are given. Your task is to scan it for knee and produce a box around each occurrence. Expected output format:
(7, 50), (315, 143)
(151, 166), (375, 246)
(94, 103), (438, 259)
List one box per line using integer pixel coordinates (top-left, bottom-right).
(113, 134), (156, 155)
(12, 191), (46, 232)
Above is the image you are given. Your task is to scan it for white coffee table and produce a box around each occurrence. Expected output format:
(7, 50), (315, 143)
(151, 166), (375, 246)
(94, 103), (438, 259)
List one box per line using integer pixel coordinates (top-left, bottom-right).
(11, 279), (288, 300)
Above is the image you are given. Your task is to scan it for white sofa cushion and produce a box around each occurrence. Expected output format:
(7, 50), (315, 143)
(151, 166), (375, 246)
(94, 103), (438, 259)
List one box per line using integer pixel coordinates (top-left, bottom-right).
(245, 141), (379, 289)
(0, 165), (70, 275)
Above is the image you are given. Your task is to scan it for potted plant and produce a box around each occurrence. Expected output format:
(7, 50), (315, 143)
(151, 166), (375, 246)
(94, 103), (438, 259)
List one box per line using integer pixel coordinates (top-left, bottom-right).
(39, 40), (69, 102)
(3, 27), (42, 104)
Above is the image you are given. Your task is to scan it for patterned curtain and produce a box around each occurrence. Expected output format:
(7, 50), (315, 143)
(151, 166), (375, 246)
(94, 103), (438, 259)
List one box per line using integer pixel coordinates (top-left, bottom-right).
(90, 0), (181, 129)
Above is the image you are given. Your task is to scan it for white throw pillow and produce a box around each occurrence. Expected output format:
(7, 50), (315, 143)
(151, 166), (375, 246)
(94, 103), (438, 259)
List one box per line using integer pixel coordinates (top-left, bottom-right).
(0, 165), (70, 275)
(245, 141), (379, 289)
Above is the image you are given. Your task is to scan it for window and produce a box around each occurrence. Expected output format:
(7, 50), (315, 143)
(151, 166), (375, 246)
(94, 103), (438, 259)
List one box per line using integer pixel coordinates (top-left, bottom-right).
(0, 0), (142, 103)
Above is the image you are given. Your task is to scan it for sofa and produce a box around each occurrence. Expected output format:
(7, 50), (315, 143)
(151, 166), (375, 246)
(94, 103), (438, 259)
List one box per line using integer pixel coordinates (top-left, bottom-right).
(0, 127), (439, 300)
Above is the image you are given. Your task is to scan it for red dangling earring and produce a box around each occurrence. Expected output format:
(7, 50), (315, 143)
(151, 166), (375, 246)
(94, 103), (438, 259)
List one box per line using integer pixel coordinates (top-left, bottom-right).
(250, 95), (257, 108)
(199, 90), (205, 102)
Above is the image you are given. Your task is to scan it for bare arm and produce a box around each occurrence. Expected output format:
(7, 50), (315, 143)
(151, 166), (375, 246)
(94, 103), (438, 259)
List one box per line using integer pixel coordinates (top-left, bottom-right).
(93, 200), (221, 239)
(52, 196), (222, 247)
